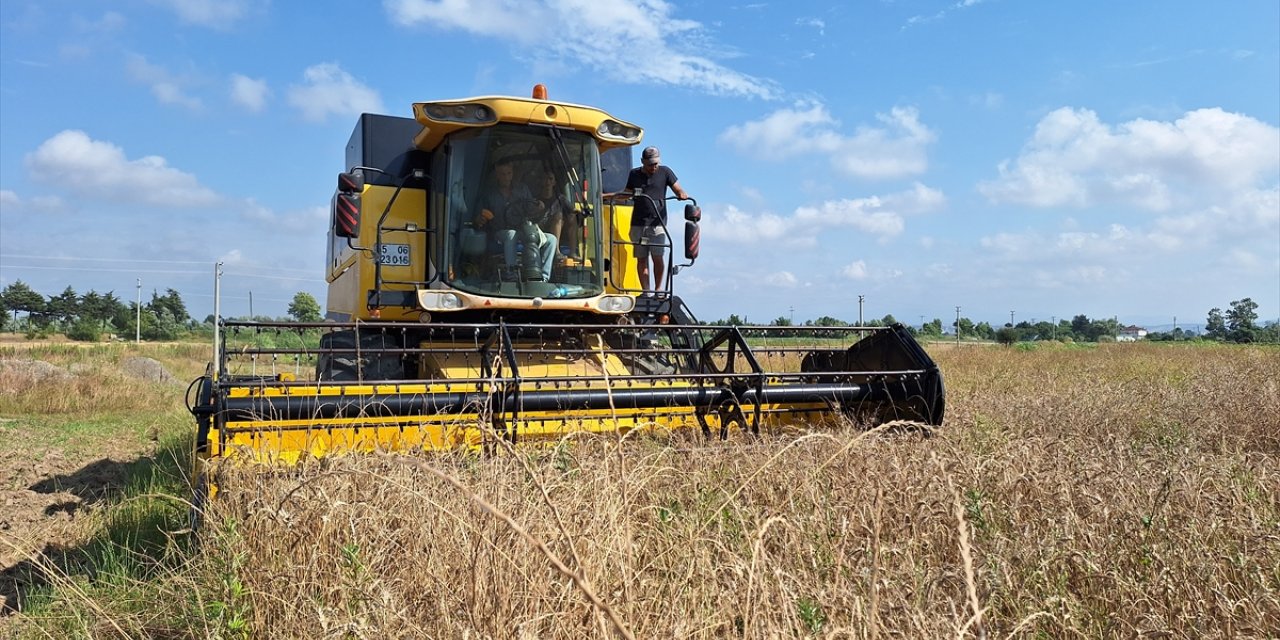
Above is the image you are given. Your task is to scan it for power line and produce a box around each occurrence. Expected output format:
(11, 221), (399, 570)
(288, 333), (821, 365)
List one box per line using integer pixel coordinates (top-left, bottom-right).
(0, 254), (214, 265)
(0, 254), (317, 275)
(1, 264), (207, 275)
(2, 264), (323, 283)
(223, 272), (325, 283)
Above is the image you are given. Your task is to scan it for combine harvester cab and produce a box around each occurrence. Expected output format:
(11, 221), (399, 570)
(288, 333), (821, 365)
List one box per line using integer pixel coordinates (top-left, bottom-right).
(188, 85), (944, 471)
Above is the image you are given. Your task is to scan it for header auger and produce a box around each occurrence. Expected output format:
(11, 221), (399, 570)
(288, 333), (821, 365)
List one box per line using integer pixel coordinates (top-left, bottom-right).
(189, 85), (944, 472)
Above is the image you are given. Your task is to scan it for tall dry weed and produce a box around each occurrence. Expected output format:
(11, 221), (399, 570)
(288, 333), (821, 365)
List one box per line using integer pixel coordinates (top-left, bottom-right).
(190, 345), (1279, 638)
(9, 343), (1277, 638)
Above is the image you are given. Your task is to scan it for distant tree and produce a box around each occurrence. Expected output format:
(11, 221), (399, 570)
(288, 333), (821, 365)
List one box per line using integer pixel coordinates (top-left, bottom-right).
(996, 327), (1019, 346)
(880, 314), (897, 327)
(1031, 320), (1056, 341)
(1056, 319), (1073, 339)
(1225, 298), (1259, 343)
(1259, 321), (1280, 344)
(66, 318), (102, 342)
(956, 317), (975, 339)
(80, 290), (103, 326)
(287, 292), (323, 323)
(96, 291), (126, 331)
(46, 286), (80, 326)
(1076, 318), (1120, 342)
(1071, 314), (1091, 338)
(1205, 308), (1227, 341)
(113, 301), (138, 336)
(810, 316), (848, 327)
(148, 288), (190, 324)
(770, 316), (793, 327)
(79, 290), (121, 331)
(1, 280), (46, 327)
(140, 308), (182, 341)
(974, 321), (995, 340)
(920, 318), (943, 336)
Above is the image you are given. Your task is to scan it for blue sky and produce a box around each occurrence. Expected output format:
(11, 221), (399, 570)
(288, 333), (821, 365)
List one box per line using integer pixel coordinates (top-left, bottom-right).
(1, 0), (1277, 329)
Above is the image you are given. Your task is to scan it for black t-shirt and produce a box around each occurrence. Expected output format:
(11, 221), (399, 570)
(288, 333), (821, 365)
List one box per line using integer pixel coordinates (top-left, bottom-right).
(626, 166), (678, 227)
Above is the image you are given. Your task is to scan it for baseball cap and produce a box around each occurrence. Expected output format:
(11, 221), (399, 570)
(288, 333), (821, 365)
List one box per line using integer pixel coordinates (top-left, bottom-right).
(641, 146), (661, 165)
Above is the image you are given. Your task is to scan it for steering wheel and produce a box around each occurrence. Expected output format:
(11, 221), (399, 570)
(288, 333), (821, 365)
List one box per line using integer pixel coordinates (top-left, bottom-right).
(504, 198), (546, 225)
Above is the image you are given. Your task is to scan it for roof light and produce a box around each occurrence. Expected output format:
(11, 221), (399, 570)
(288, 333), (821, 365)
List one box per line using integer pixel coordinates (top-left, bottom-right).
(418, 102), (498, 125)
(596, 119), (640, 143)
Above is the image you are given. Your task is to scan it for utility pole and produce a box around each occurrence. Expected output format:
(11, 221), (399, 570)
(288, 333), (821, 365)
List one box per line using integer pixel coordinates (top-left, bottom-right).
(858, 295), (865, 325)
(1010, 310), (1015, 326)
(213, 262), (223, 370)
(135, 278), (141, 344)
(955, 306), (961, 345)
(789, 305), (794, 324)
(249, 290), (254, 320)
(919, 315), (925, 330)
(1051, 315), (1056, 340)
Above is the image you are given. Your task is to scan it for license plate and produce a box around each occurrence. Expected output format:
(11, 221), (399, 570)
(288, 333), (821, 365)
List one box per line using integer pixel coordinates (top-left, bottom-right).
(378, 244), (411, 266)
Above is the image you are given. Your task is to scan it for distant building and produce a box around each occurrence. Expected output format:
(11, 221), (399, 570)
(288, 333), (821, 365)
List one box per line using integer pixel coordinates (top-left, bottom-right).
(1117, 325), (1148, 342)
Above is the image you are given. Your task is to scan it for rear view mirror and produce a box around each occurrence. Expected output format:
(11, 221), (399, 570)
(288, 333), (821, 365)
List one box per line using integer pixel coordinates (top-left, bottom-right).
(334, 171), (363, 238)
(683, 204), (700, 262)
(338, 171), (364, 193)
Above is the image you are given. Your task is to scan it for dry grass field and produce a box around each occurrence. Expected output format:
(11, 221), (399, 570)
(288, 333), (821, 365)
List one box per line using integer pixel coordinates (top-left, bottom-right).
(2, 341), (1278, 638)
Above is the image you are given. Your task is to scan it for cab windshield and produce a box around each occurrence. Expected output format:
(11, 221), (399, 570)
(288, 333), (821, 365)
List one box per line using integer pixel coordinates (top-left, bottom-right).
(442, 124), (603, 299)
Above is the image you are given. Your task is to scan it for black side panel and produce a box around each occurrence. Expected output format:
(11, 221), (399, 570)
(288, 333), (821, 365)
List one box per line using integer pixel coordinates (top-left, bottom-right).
(346, 113), (430, 186)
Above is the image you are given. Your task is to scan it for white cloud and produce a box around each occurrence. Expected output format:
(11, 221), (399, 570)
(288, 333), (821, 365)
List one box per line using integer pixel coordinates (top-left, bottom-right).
(712, 205), (798, 244)
(794, 199), (906, 238)
(0, 190), (66, 215)
(230, 74), (269, 112)
(796, 17), (824, 35)
(25, 130), (221, 207)
(978, 107), (1280, 211)
(219, 249), (246, 265)
(239, 200), (329, 232)
(384, 0), (776, 99)
(74, 11), (126, 33)
(287, 63), (384, 123)
(126, 54), (203, 109)
(842, 260), (868, 280)
(705, 183), (945, 247)
(151, 0), (255, 29)
(719, 103), (936, 179)
(975, 182), (1279, 292)
(903, 0), (985, 29)
(765, 271), (798, 286)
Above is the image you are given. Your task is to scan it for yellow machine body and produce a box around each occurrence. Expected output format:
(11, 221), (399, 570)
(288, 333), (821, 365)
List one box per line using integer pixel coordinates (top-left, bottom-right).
(190, 87), (944, 481)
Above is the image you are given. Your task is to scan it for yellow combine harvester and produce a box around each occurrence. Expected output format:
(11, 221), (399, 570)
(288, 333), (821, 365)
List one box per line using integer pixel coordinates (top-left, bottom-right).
(188, 86), (944, 469)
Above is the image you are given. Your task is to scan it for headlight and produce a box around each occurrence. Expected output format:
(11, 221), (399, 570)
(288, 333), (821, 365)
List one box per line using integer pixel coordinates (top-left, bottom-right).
(418, 291), (464, 311)
(418, 102), (497, 125)
(596, 119), (641, 142)
(597, 295), (635, 313)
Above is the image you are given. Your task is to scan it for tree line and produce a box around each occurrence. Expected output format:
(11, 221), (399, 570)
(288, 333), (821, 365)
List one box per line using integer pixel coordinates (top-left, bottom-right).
(714, 296), (1278, 344)
(0, 280), (324, 341)
(4, 278), (1274, 345)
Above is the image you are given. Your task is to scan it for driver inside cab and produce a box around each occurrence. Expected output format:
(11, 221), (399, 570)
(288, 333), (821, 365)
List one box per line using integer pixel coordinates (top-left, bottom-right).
(474, 157), (559, 281)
